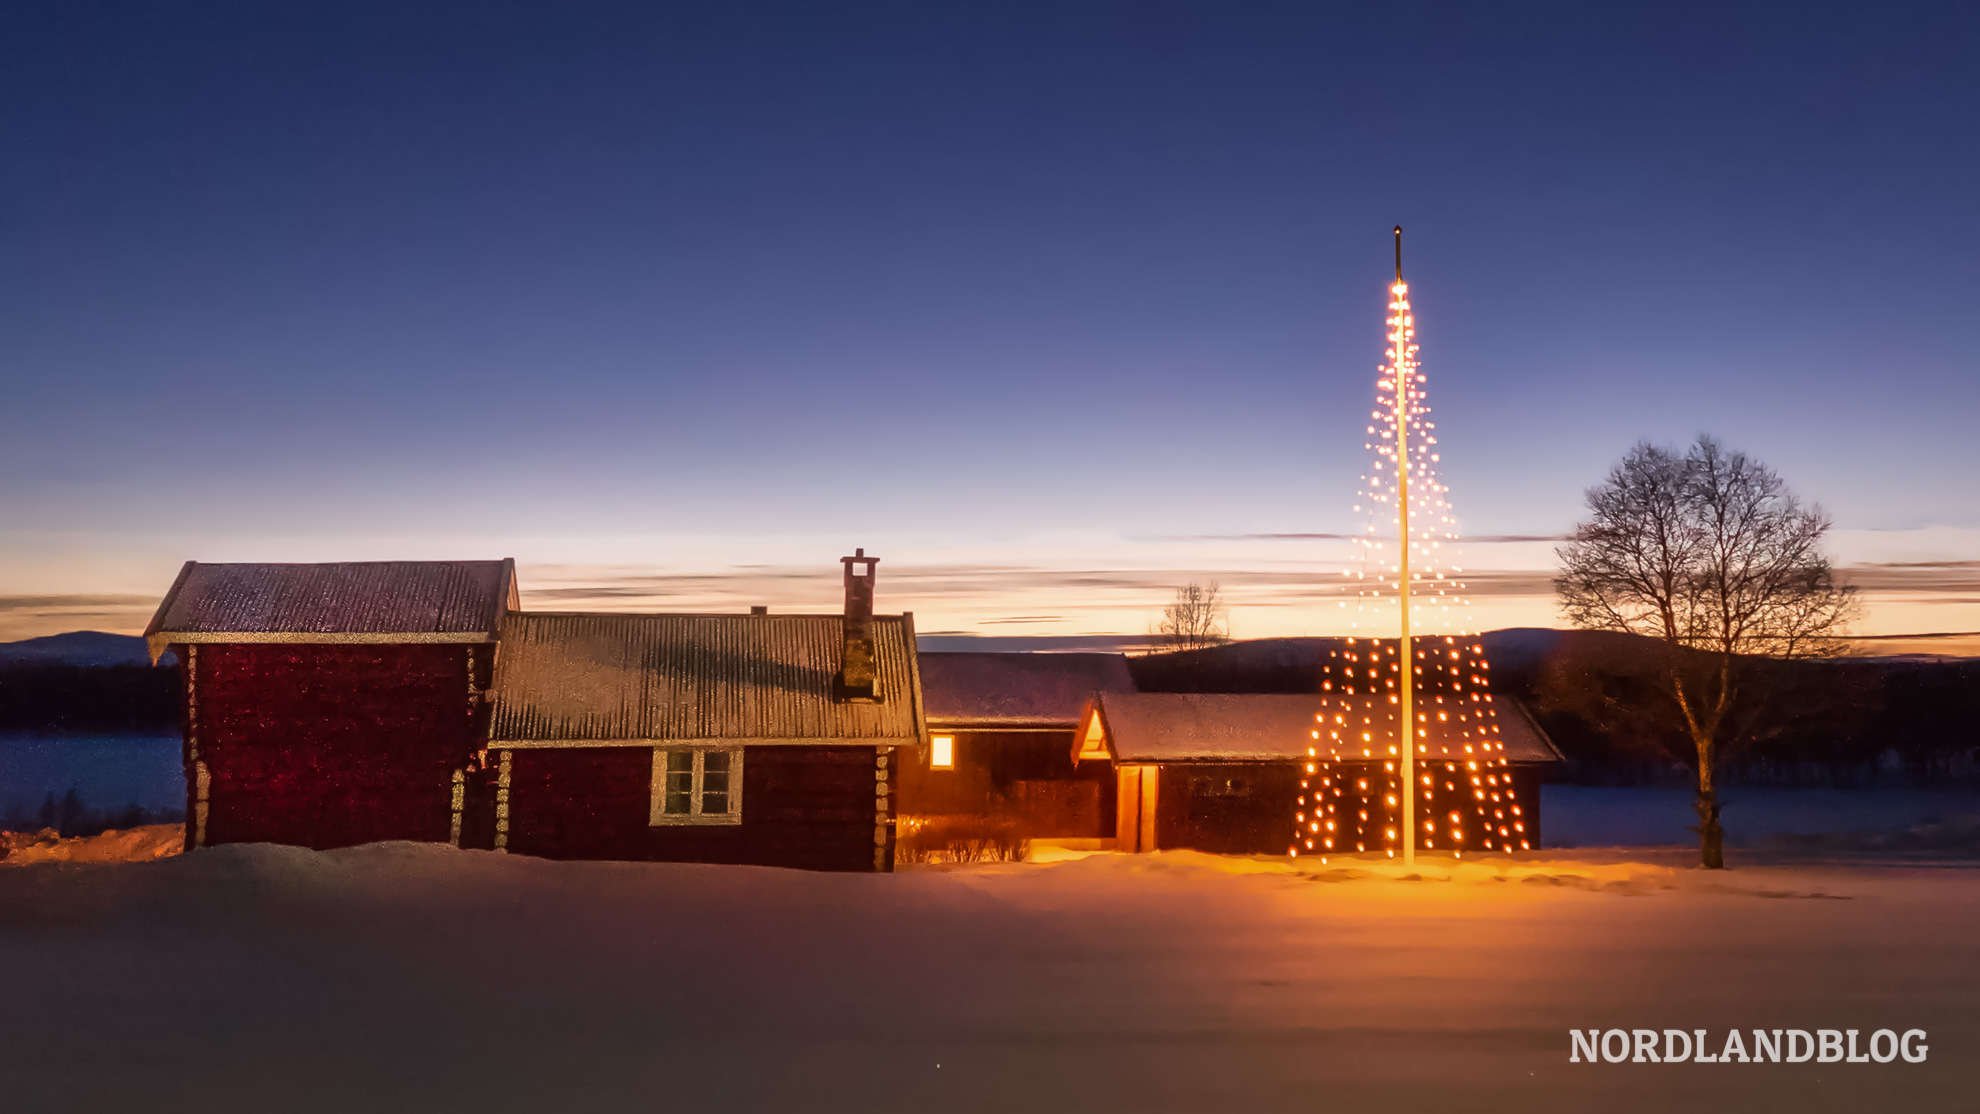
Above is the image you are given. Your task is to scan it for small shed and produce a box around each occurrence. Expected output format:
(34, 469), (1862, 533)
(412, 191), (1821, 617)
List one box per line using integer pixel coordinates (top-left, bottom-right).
(904, 652), (1136, 845)
(484, 594), (925, 872)
(144, 560), (517, 851)
(1075, 692), (1562, 855)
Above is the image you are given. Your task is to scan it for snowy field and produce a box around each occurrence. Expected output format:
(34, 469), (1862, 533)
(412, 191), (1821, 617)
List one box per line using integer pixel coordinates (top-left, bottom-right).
(2, 841), (1975, 1112)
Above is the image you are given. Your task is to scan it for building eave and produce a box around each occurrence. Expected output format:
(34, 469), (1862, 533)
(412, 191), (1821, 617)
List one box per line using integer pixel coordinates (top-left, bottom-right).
(147, 629), (496, 664)
(487, 736), (925, 750)
(927, 718), (1081, 733)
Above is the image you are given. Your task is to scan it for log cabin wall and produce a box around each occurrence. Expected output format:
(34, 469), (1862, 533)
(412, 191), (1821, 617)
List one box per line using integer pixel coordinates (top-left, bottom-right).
(185, 642), (489, 850)
(491, 744), (887, 872)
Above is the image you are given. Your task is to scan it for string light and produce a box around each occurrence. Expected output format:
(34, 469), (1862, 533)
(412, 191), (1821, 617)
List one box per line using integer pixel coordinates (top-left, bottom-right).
(1289, 230), (1530, 864)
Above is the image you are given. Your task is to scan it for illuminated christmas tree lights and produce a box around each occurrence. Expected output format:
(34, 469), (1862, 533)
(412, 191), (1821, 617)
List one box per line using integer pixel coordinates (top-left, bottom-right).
(1289, 228), (1529, 864)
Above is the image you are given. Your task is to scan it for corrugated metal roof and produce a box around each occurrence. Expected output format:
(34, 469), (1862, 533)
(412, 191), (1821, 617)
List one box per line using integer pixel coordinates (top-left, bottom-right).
(146, 560), (514, 640)
(489, 612), (925, 744)
(920, 652), (1136, 728)
(1090, 692), (1561, 765)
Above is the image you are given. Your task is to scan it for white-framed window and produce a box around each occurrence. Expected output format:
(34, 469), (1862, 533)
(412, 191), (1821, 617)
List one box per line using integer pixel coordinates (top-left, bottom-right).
(929, 734), (955, 770)
(650, 746), (744, 826)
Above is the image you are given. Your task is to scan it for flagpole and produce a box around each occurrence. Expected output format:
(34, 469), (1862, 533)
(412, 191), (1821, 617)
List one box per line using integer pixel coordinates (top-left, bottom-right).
(1393, 225), (1415, 868)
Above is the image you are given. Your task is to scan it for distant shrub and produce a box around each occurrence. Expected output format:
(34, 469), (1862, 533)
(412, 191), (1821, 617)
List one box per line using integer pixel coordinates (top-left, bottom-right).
(896, 814), (1030, 864)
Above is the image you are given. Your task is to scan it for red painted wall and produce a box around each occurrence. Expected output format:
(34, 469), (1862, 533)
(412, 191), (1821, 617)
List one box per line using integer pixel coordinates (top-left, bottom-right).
(499, 744), (884, 872)
(188, 643), (483, 850)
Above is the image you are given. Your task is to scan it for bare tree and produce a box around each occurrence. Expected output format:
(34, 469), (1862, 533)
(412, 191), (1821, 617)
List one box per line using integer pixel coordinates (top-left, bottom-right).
(1556, 436), (1856, 868)
(1157, 581), (1230, 653)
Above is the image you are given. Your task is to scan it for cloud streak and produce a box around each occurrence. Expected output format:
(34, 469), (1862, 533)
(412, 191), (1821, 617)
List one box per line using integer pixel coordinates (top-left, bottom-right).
(517, 559), (1980, 621)
(0, 594), (158, 613)
(1179, 532), (1570, 543)
(9, 561), (1978, 643)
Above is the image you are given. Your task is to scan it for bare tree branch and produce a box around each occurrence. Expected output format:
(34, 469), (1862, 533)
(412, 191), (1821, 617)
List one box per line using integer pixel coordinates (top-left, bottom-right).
(1554, 436), (1858, 868)
(1157, 582), (1230, 654)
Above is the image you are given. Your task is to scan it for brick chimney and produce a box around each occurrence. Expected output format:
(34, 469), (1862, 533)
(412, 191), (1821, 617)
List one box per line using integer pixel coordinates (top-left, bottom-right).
(837, 548), (879, 701)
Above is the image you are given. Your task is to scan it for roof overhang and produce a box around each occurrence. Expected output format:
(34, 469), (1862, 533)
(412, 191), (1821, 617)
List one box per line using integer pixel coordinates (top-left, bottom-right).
(148, 629), (495, 664)
(927, 719), (1079, 734)
(488, 736), (924, 749)
(143, 557), (518, 664)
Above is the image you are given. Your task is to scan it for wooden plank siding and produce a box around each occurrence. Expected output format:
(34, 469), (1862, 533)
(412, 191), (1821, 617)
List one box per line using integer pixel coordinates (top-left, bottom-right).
(1153, 762), (1302, 855)
(185, 642), (488, 851)
(494, 744), (888, 872)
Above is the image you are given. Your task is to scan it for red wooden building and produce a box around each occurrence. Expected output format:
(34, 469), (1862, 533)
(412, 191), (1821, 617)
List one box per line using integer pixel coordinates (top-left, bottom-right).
(144, 560), (517, 851)
(1074, 691), (1562, 855)
(145, 556), (1552, 868)
(479, 553), (925, 872)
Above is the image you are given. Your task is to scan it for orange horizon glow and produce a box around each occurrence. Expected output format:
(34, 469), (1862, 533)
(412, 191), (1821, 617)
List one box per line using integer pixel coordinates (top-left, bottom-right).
(1, 534), (1975, 648)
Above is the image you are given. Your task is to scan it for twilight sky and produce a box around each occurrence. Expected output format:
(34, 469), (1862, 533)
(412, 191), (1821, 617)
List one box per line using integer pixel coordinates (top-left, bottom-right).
(3, 2), (1977, 644)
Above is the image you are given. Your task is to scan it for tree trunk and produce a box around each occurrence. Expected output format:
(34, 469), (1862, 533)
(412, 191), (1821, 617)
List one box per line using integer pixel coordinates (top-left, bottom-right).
(1692, 738), (1725, 869)
(1694, 789), (1724, 869)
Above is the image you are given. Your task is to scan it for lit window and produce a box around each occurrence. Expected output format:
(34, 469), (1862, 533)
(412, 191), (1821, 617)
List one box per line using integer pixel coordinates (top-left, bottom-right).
(650, 747), (743, 825)
(930, 734), (955, 770)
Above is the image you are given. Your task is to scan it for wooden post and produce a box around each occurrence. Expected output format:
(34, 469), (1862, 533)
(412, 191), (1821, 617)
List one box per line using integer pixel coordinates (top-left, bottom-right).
(186, 644), (209, 849)
(493, 749), (512, 851)
(874, 747), (894, 872)
(1116, 766), (1138, 850)
(1138, 766), (1160, 852)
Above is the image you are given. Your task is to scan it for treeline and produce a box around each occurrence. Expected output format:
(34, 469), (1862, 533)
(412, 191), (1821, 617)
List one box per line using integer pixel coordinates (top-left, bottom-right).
(0, 789), (183, 838)
(1501, 656), (1980, 788)
(0, 665), (179, 732)
(1128, 637), (1980, 788)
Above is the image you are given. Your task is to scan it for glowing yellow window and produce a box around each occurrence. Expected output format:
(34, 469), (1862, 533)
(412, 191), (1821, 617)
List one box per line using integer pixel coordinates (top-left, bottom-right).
(930, 734), (955, 770)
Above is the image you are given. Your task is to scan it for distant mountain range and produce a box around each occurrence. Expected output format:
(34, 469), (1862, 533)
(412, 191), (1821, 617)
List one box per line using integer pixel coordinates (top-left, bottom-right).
(0, 632), (157, 668)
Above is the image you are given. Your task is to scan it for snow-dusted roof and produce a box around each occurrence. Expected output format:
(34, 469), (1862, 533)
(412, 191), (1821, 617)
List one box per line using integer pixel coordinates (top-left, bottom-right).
(489, 611), (925, 745)
(919, 651), (1136, 728)
(1086, 691), (1562, 765)
(145, 560), (517, 660)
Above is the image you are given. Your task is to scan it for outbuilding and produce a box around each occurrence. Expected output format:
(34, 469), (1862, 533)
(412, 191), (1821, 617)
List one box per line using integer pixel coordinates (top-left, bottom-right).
(144, 560), (517, 851)
(1074, 691), (1562, 855)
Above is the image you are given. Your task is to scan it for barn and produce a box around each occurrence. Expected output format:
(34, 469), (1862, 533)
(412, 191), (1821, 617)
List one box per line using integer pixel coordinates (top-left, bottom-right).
(898, 651), (1134, 852)
(1074, 691), (1562, 855)
(143, 560), (517, 851)
(480, 552), (925, 872)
